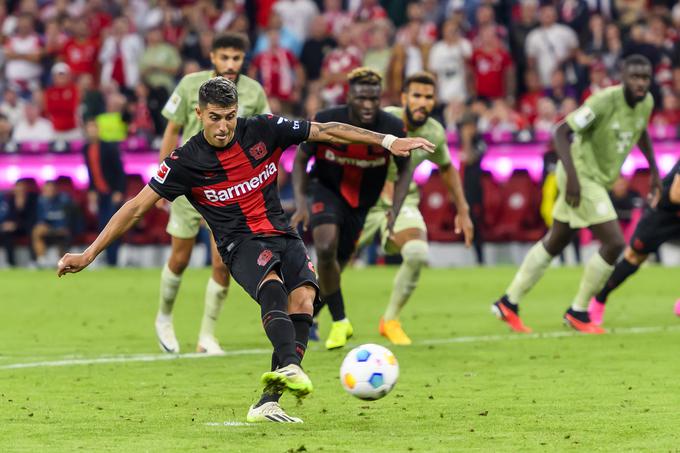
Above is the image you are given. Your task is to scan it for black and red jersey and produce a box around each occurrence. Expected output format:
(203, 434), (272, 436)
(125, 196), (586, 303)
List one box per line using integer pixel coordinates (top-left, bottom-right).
(148, 114), (311, 256)
(299, 107), (407, 209)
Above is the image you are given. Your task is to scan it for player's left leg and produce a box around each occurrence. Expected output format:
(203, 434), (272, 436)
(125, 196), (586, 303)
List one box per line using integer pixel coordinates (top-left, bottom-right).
(564, 219), (625, 333)
(196, 235), (231, 354)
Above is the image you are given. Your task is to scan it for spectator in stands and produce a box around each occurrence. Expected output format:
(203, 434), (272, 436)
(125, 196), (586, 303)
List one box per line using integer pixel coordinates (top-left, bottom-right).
(361, 21), (392, 86)
(428, 19), (472, 106)
(249, 27), (305, 115)
(544, 68), (577, 105)
(319, 24), (362, 106)
(615, 0), (647, 27)
(558, 0), (590, 40)
(651, 92), (680, 126)
(45, 62), (81, 143)
(353, 0), (388, 23)
(253, 12), (302, 57)
(525, 4), (578, 88)
(458, 110), (485, 265)
(580, 61), (613, 101)
(42, 17), (69, 83)
(396, 2), (437, 46)
(84, 0), (113, 40)
(99, 17), (144, 93)
(470, 25), (515, 103)
(272, 0), (319, 44)
(518, 69), (542, 124)
(127, 83), (157, 140)
(78, 73), (105, 121)
(299, 19), (337, 88)
(468, 3), (507, 43)
(386, 20), (431, 104)
(321, 0), (352, 37)
(11, 104), (55, 145)
(4, 12), (43, 96)
(509, 0), (539, 94)
(1, 179), (37, 267)
(533, 97), (558, 134)
(83, 120), (126, 266)
(61, 19), (99, 79)
(95, 92), (128, 143)
(213, 0), (239, 33)
(602, 22), (623, 78)
(32, 181), (72, 268)
(139, 26), (181, 96)
(0, 113), (13, 146)
(0, 87), (26, 127)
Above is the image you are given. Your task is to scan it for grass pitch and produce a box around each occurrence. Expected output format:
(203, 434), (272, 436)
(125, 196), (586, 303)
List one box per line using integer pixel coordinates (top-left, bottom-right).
(1, 266), (680, 452)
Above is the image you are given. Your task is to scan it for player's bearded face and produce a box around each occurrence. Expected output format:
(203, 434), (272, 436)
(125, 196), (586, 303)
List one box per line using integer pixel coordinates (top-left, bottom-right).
(211, 48), (245, 81)
(348, 84), (381, 126)
(197, 103), (238, 147)
(623, 65), (652, 103)
(403, 83), (435, 128)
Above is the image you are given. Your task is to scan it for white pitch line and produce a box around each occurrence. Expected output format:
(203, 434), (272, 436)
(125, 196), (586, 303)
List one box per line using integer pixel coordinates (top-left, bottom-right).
(1, 325), (679, 370)
(205, 421), (255, 427)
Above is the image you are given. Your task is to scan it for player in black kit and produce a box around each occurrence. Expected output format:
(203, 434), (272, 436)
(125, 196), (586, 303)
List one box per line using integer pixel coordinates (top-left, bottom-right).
(56, 78), (433, 423)
(291, 68), (413, 350)
(588, 159), (680, 326)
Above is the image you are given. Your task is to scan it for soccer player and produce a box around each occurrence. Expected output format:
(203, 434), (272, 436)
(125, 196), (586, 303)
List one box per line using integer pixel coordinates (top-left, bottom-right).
(491, 54), (661, 334)
(156, 32), (270, 354)
(588, 159), (680, 325)
(57, 78), (433, 423)
(291, 68), (413, 350)
(357, 72), (474, 345)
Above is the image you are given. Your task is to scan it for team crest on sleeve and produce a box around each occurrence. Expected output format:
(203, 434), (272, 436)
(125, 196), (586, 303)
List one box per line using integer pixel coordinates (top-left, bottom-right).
(164, 93), (182, 114)
(572, 106), (595, 129)
(154, 162), (171, 183)
(249, 142), (268, 159)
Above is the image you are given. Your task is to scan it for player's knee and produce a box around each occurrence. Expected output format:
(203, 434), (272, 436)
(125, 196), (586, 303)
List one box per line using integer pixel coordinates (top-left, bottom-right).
(601, 236), (625, 263)
(315, 242), (337, 263)
(257, 278), (288, 318)
(211, 261), (230, 286)
(167, 253), (190, 274)
(289, 285), (315, 315)
(401, 239), (429, 268)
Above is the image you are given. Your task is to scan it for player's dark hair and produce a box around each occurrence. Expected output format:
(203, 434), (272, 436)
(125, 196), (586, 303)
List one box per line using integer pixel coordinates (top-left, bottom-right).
(212, 32), (249, 52)
(198, 77), (238, 108)
(347, 67), (382, 87)
(623, 54), (652, 69)
(403, 71), (436, 92)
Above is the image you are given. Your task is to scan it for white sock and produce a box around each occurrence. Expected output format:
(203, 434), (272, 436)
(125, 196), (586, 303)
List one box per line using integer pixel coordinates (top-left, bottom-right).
(384, 240), (428, 320)
(571, 252), (614, 312)
(199, 277), (228, 339)
(506, 242), (553, 305)
(159, 263), (182, 316)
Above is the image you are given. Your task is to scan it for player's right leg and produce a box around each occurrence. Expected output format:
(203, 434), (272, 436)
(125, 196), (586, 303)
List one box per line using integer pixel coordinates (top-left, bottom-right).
(589, 207), (677, 325)
(156, 196), (202, 353)
(492, 220), (575, 333)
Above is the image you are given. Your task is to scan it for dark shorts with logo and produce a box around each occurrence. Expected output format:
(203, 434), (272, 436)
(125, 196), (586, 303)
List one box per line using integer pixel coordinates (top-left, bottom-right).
(226, 235), (319, 302)
(309, 182), (369, 265)
(629, 207), (680, 254)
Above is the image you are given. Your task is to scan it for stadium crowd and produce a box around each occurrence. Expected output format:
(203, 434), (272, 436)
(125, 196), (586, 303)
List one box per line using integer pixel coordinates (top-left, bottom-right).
(1, 0), (679, 266)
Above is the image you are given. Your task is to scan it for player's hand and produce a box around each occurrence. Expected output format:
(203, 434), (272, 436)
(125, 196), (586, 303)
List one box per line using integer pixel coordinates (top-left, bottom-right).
(57, 253), (92, 277)
(648, 174), (662, 209)
(390, 137), (435, 157)
(291, 205), (310, 231)
(565, 177), (581, 208)
(455, 212), (474, 248)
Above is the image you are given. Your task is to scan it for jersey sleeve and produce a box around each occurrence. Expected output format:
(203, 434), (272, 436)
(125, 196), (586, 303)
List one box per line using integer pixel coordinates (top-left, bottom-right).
(147, 156), (189, 201)
(259, 114), (311, 150)
(162, 78), (190, 125)
(566, 90), (611, 133)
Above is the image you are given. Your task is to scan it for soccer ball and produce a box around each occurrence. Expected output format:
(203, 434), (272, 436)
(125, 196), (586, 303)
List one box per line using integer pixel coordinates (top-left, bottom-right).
(339, 344), (399, 400)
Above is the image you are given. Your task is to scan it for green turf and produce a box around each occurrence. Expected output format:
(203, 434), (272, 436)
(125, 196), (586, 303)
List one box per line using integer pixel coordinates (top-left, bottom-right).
(1, 266), (680, 452)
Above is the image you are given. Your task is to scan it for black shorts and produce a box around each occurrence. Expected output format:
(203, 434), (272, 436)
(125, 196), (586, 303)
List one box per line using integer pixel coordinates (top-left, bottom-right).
(629, 207), (680, 254)
(226, 235), (319, 302)
(309, 182), (368, 264)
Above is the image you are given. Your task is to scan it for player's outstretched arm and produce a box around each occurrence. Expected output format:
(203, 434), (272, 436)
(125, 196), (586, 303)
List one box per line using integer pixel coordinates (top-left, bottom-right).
(553, 120), (581, 207)
(388, 159), (414, 236)
(308, 122), (435, 157)
(440, 164), (474, 247)
(637, 129), (661, 207)
(57, 186), (162, 277)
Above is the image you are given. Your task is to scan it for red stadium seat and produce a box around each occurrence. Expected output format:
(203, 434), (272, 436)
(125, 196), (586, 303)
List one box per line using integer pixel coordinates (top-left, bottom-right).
(418, 172), (459, 242)
(123, 174), (170, 244)
(488, 170), (545, 241)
